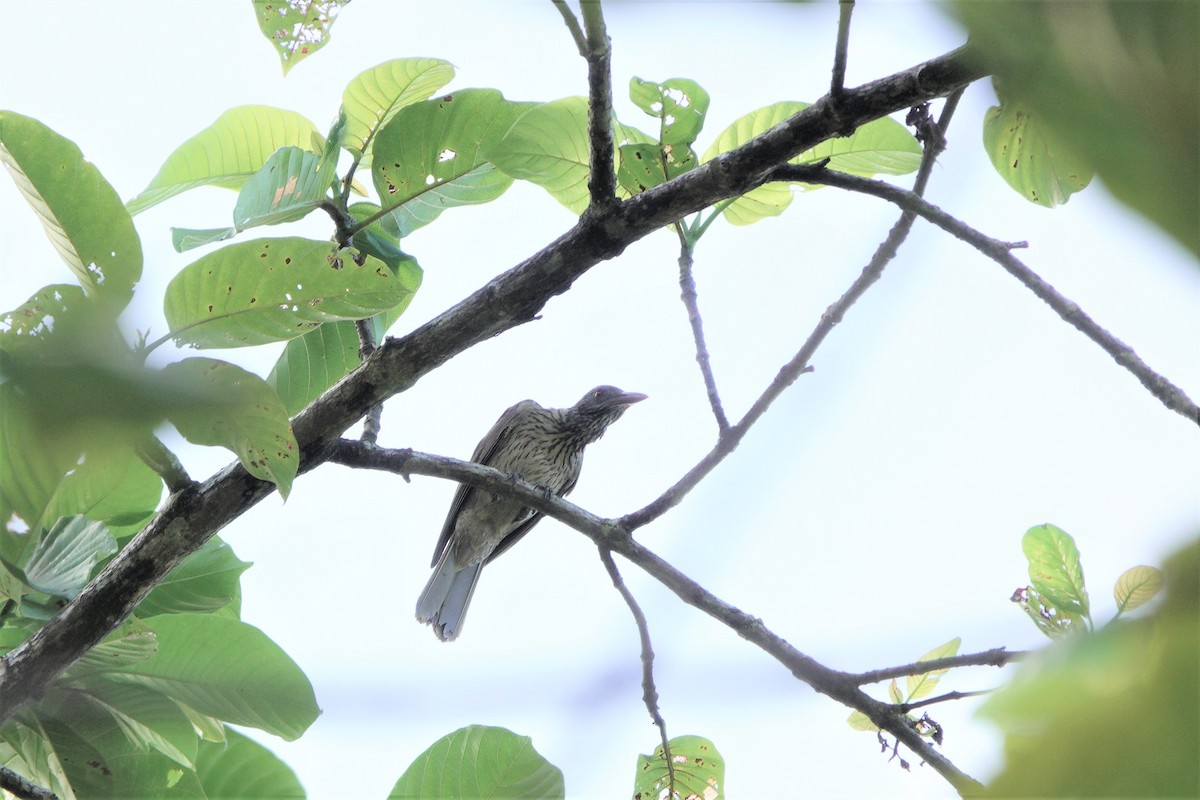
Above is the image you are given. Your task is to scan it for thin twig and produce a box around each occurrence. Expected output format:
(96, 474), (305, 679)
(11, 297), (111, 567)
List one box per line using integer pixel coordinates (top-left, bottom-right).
(355, 319), (383, 444)
(676, 240), (730, 432)
(852, 647), (1025, 685)
(598, 547), (675, 796)
(135, 435), (194, 494)
(897, 689), (992, 714)
(769, 166), (1200, 428)
(830, 0), (855, 99)
(578, 1), (617, 208)
(0, 766), (58, 800)
(550, 0), (588, 55)
(325, 440), (986, 795)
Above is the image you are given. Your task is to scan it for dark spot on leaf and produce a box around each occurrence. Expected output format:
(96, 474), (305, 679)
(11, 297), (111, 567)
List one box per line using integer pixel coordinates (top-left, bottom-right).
(250, 297), (257, 304)
(285, 257), (291, 264)
(207, 305), (213, 312)
(260, 252), (268, 258)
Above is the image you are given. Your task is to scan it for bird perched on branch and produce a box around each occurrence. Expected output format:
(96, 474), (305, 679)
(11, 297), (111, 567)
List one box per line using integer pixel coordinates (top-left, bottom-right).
(416, 385), (647, 641)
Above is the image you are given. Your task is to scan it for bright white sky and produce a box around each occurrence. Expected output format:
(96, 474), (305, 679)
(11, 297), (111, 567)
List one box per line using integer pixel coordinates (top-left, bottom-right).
(2, 2), (1198, 799)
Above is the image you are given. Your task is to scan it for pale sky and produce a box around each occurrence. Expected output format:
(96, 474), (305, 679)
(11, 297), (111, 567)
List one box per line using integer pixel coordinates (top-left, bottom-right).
(2, 2), (1197, 799)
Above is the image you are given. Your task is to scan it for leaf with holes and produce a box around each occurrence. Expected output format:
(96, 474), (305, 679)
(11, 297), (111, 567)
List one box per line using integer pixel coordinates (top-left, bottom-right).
(633, 735), (724, 800)
(0, 111), (141, 308)
(162, 358), (298, 498)
(629, 76), (710, 146)
(342, 58), (456, 158)
(127, 106), (320, 214)
(371, 89), (532, 237)
(252, 0), (348, 75)
(163, 237), (405, 348)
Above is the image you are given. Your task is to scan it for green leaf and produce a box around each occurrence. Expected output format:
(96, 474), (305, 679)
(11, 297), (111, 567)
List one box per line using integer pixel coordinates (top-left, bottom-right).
(162, 358), (298, 498)
(0, 383), (88, 530)
(65, 619), (159, 678)
(388, 725), (563, 800)
(371, 89), (531, 237)
(41, 446), (162, 530)
(127, 106), (320, 214)
(981, 538), (1199, 797)
(488, 97), (653, 214)
(617, 142), (698, 195)
(629, 76), (710, 146)
(342, 58), (456, 158)
(23, 517), (116, 599)
(1023, 523), (1091, 623)
(907, 636), (961, 701)
(1113, 565), (1164, 615)
(1012, 585), (1083, 639)
(163, 237), (406, 348)
(58, 680), (199, 769)
(0, 718), (78, 800)
(172, 143), (340, 253)
(633, 735), (724, 800)
(701, 101), (921, 225)
(983, 96), (1094, 207)
(251, 0), (348, 75)
(0, 111), (142, 308)
(846, 710), (878, 732)
(138, 537), (251, 617)
(103, 614), (320, 741)
(195, 727), (304, 800)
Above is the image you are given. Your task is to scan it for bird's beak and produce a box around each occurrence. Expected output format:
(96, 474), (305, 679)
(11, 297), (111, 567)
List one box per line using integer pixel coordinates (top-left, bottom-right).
(615, 391), (648, 406)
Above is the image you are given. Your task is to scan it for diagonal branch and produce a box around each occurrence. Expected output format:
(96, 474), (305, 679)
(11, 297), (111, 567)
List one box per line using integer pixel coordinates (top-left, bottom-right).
(769, 166), (1200, 427)
(323, 440), (986, 795)
(0, 43), (986, 731)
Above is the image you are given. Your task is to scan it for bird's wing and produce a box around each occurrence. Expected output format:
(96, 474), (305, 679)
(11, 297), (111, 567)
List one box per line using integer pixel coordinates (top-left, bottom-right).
(429, 399), (540, 567)
(485, 450), (583, 565)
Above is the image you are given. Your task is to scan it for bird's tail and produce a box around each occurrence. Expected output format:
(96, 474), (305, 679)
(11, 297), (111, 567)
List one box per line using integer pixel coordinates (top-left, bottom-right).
(415, 550), (482, 642)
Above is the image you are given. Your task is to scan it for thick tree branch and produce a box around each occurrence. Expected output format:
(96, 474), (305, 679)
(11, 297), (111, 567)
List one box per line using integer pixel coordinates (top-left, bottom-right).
(579, 1), (616, 208)
(324, 441), (986, 794)
(770, 166), (1200, 427)
(0, 43), (985, 730)
(0, 766), (57, 800)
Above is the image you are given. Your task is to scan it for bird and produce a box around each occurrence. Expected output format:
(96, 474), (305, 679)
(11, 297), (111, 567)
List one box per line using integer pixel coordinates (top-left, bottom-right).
(416, 385), (647, 641)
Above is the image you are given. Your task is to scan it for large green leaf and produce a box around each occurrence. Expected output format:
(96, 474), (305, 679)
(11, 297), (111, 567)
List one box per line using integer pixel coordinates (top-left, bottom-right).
(104, 614), (319, 741)
(251, 0), (348, 75)
(195, 728), (305, 800)
(127, 106), (320, 214)
(983, 96), (1094, 207)
(701, 101), (922, 225)
(371, 89), (531, 237)
(138, 537), (250, 618)
(1023, 523), (1090, 622)
(633, 735), (724, 800)
(163, 237), (406, 348)
(342, 58), (456, 158)
(267, 255), (419, 415)
(22, 516), (116, 598)
(488, 97), (653, 214)
(40, 446), (162, 531)
(0, 383), (87, 530)
(389, 726), (563, 800)
(0, 111), (142, 308)
(163, 358), (298, 498)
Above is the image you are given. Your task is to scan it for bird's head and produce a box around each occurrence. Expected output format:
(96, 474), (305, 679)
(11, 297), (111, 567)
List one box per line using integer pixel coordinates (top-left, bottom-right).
(565, 385), (647, 442)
